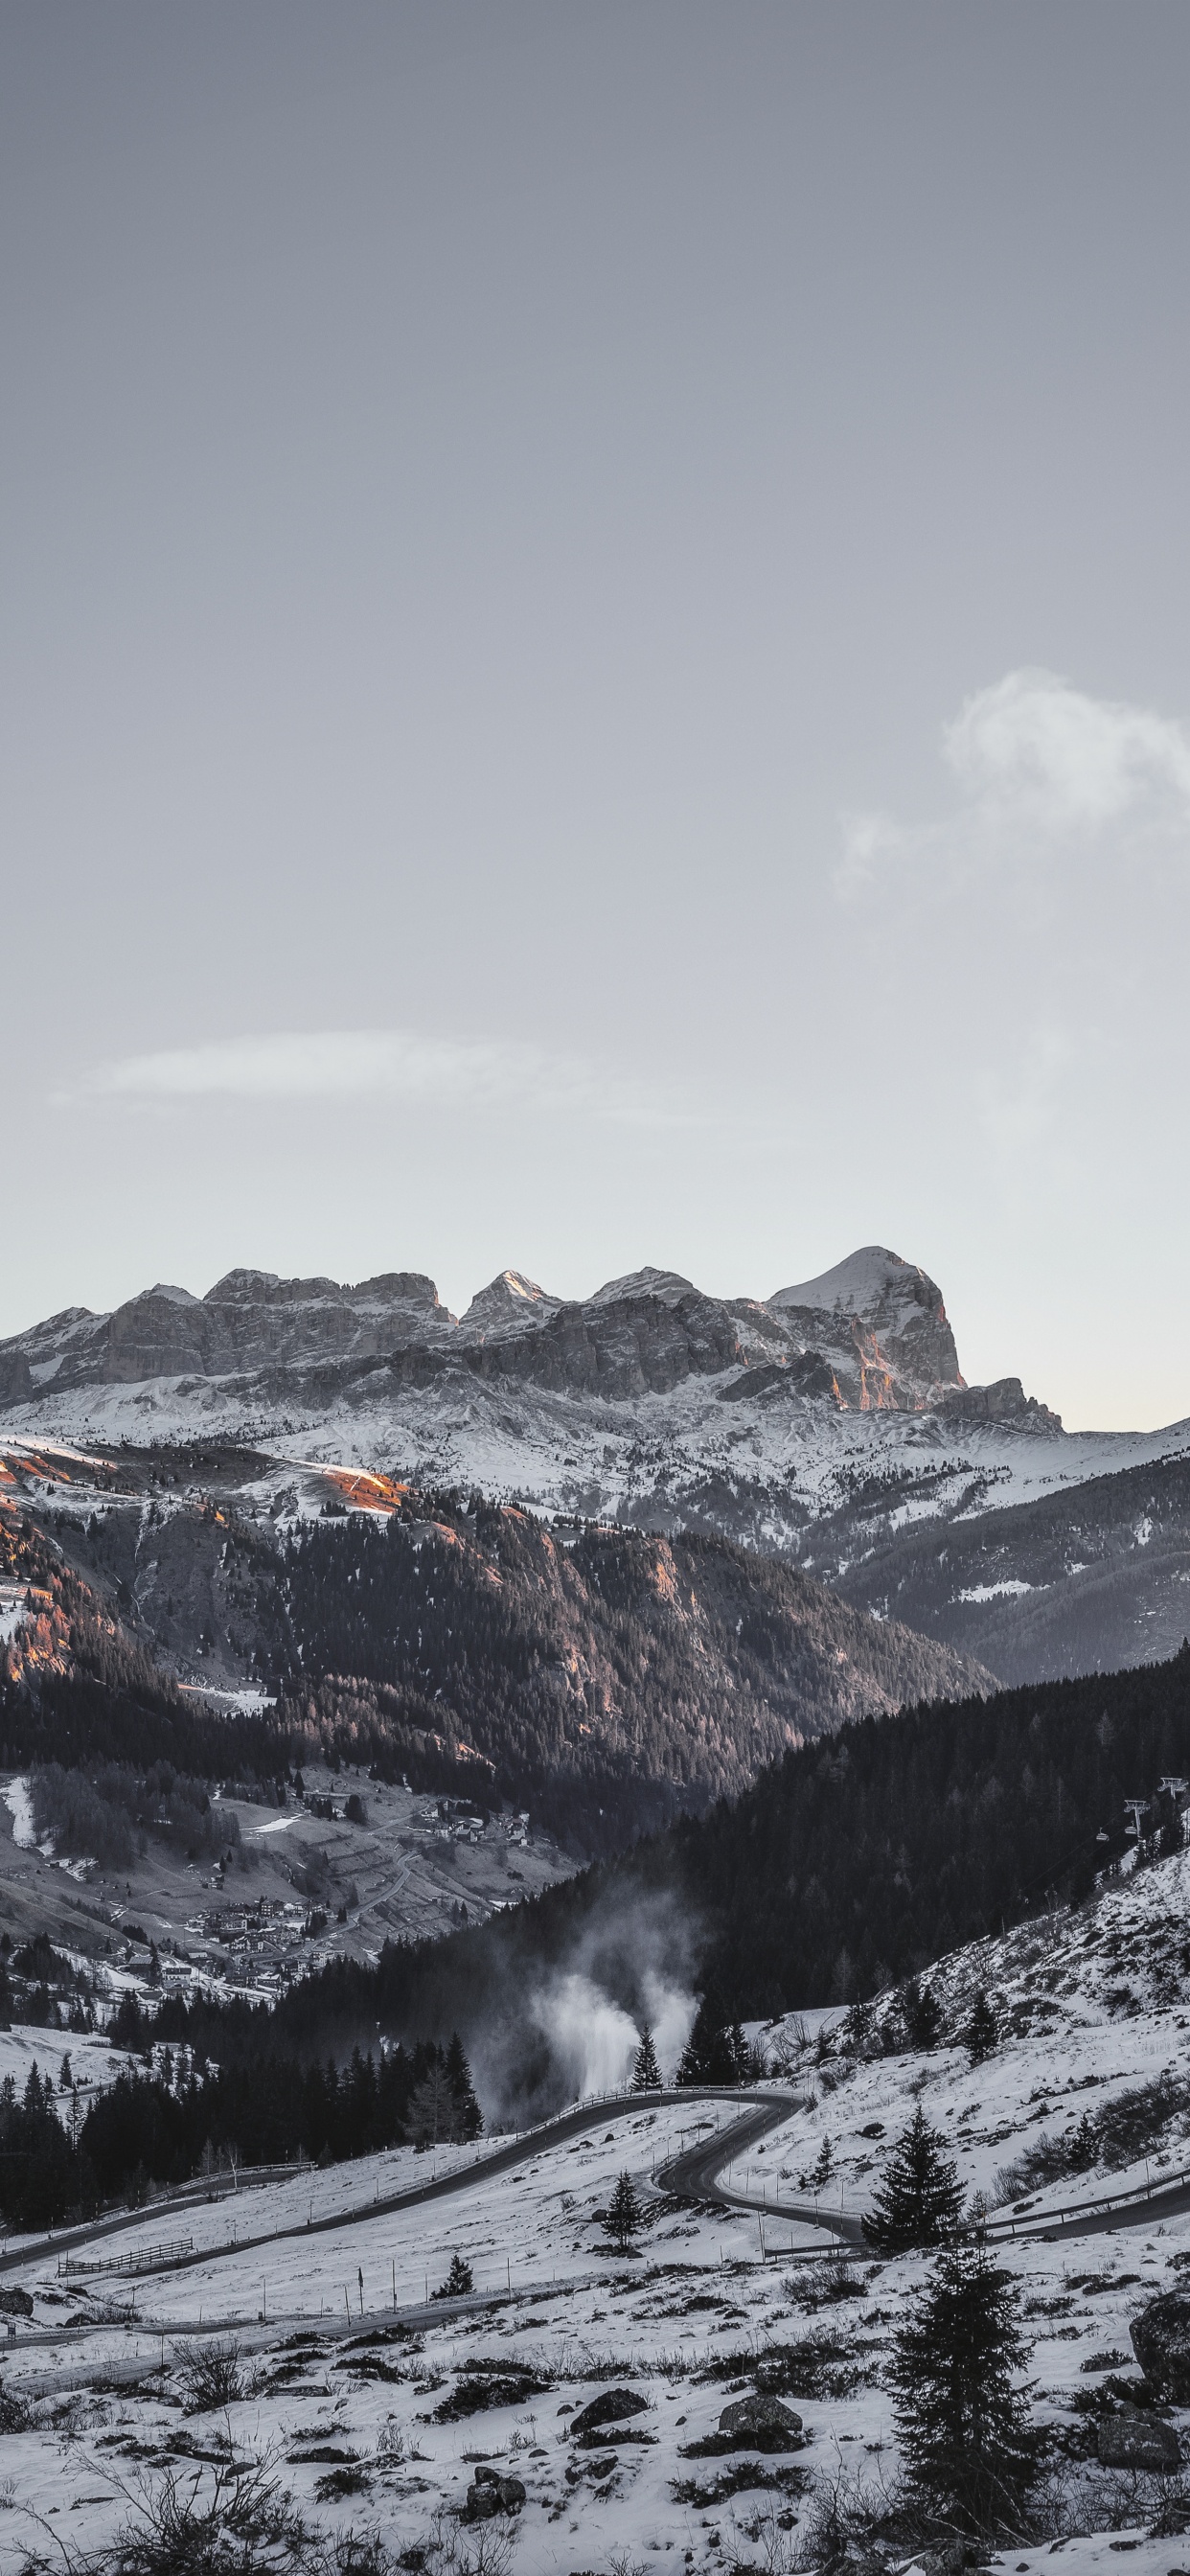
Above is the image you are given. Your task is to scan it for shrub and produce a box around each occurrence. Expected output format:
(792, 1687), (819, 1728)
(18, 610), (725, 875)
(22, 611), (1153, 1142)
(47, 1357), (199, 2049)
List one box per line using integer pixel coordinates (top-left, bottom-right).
(92, 2453), (309, 2575)
(173, 2335), (243, 2413)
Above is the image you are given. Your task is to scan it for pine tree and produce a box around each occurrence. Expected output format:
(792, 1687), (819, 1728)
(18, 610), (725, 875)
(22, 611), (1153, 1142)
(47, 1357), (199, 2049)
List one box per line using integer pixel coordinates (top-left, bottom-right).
(842, 1995), (875, 2054)
(965, 1990), (999, 2066)
(432, 2251), (474, 2300)
(888, 2237), (1038, 2532)
(903, 1977), (943, 2051)
(607, 2169), (641, 2250)
(809, 2135), (833, 2191)
(676, 1994), (718, 2084)
(446, 2031), (483, 2140)
(405, 2059), (453, 2148)
(630, 2026), (662, 2091)
(862, 2104), (964, 2253)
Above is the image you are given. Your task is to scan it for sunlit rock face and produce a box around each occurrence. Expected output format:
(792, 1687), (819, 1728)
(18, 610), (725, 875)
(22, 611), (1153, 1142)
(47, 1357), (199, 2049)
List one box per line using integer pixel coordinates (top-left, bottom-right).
(767, 1246), (963, 1410)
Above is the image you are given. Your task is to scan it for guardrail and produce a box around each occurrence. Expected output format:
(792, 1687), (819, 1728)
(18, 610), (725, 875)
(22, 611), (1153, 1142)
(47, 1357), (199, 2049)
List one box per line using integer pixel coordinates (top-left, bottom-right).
(981, 2156), (1190, 2241)
(58, 2236), (194, 2279)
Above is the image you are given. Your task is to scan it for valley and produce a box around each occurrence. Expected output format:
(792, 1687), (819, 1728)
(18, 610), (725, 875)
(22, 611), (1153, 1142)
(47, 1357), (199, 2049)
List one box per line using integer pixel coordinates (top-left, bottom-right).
(3, 1245), (1190, 2575)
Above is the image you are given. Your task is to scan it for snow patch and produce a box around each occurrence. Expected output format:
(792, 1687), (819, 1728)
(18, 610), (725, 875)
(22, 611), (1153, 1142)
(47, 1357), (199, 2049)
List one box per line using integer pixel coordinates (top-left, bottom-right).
(2, 1775), (36, 1848)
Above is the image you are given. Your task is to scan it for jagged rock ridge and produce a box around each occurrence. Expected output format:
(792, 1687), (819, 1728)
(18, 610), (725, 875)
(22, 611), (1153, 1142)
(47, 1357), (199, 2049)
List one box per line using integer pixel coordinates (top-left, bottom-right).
(0, 1243), (986, 1416)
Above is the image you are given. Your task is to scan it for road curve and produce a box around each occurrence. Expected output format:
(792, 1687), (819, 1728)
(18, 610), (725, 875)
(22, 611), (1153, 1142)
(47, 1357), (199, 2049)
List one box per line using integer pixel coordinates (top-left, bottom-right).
(6, 2082), (1178, 2293)
(5, 2086), (831, 2287)
(656, 2096), (866, 2248)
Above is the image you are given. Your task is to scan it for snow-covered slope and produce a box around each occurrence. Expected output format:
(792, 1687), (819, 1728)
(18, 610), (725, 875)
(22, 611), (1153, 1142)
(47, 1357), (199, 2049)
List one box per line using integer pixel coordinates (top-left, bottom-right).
(4, 1849), (1190, 2575)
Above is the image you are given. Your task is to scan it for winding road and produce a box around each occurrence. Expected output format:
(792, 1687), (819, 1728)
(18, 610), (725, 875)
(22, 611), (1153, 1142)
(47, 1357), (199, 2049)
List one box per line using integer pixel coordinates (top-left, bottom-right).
(4, 2081), (1183, 2312)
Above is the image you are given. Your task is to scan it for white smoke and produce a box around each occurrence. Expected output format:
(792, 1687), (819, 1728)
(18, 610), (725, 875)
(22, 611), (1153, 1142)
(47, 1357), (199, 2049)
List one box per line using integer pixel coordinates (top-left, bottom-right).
(642, 1968), (698, 2079)
(530, 1973), (639, 2099)
(528, 1965), (698, 2100)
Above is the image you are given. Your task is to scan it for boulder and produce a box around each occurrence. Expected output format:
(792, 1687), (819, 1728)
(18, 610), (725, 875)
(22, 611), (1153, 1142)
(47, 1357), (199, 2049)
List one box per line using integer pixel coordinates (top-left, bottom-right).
(718, 2394), (803, 2450)
(463, 2468), (526, 2521)
(1130, 2293), (1190, 2401)
(1097, 2409), (1180, 2472)
(569, 2388), (649, 2441)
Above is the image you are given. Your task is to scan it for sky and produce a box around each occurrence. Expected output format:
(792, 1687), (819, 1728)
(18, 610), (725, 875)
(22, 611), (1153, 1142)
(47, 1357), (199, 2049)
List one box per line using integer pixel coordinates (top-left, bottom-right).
(3, 3), (1190, 1431)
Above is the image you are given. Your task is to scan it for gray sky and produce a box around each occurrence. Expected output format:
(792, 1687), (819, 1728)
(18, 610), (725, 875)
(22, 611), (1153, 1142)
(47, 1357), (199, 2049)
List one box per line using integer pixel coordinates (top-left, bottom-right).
(4, 3), (1189, 1430)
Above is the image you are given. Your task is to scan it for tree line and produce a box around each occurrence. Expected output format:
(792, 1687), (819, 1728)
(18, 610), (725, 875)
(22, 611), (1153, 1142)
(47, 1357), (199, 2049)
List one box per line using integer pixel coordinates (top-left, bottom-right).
(0, 2020), (483, 2231)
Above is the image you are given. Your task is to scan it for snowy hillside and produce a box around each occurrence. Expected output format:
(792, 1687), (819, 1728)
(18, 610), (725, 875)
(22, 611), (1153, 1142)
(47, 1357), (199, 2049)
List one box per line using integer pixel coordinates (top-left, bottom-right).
(3, 1845), (1190, 2571)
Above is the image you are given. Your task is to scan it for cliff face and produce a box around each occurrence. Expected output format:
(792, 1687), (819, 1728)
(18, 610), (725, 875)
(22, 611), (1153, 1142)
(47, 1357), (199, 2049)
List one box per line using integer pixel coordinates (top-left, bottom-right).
(767, 1246), (963, 1409)
(0, 1271), (457, 1400)
(0, 1244), (967, 1411)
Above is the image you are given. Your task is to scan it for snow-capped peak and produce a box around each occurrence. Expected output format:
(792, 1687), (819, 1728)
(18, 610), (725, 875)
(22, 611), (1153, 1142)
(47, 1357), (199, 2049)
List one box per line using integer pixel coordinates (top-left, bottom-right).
(588, 1267), (697, 1308)
(769, 1243), (932, 1319)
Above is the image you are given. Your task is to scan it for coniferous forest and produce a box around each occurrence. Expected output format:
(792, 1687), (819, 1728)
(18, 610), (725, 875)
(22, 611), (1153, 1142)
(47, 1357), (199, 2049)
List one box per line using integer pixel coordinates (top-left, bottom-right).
(134, 1637), (1190, 2082)
(3, 1494), (984, 1852)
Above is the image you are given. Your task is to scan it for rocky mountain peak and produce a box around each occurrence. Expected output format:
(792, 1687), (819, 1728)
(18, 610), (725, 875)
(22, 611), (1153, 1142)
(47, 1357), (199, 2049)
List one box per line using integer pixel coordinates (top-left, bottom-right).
(588, 1266), (697, 1309)
(460, 1271), (561, 1341)
(767, 1243), (962, 1410)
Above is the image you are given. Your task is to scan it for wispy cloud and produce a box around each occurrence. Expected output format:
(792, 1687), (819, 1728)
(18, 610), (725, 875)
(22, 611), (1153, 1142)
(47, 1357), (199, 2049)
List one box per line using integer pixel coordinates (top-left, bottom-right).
(839, 667), (1190, 891)
(71, 1026), (693, 1129)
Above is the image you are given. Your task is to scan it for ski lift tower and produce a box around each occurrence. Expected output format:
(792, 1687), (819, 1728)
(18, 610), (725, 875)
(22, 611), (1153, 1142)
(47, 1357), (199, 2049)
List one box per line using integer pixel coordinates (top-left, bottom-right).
(1123, 1799), (1149, 1840)
(1158, 1778), (1190, 1847)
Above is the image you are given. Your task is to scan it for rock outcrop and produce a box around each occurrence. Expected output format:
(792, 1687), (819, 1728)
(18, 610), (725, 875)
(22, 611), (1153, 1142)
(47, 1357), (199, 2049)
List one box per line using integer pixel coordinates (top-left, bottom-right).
(569, 2389), (651, 2441)
(463, 2466), (526, 2520)
(1130, 2290), (1190, 2400)
(1097, 2407), (1180, 2469)
(716, 2394), (804, 2449)
(934, 1376), (1064, 1434)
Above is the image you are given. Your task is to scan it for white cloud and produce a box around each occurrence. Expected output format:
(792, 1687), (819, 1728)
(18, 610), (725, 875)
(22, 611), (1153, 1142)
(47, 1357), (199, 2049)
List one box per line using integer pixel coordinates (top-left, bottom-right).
(944, 668), (1190, 838)
(73, 1026), (691, 1129)
(837, 668), (1190, 889)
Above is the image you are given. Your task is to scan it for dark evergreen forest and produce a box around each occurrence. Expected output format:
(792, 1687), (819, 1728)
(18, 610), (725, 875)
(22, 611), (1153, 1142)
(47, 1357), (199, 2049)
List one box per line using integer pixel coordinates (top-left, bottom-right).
(131, 1637), (1190, 2099)
(1, 1498), (981, 1851)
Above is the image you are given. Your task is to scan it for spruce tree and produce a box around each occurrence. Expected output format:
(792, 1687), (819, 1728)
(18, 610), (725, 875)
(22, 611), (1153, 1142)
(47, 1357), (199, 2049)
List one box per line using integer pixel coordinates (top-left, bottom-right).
(630, 2026), (662, 2091)
(432, 2250), (474, 2300)
(862, 2104), (964, 2252)
(903, 1978), (943, 2051)
(888, 2237), (1038, 2532)
(405, 2058), (453, 2148)
(965, 1990), (999, 2067)
(606, 2170), (641, 2250)
(446, 2031), (483, 2139)
(676, 1995), (718, 2084)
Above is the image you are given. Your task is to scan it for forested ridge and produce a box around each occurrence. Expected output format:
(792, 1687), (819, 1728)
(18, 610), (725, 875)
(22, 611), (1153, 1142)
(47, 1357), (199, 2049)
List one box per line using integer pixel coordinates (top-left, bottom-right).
(2, 1496), (984, 1850)
(142, 1638), (1190, 2088)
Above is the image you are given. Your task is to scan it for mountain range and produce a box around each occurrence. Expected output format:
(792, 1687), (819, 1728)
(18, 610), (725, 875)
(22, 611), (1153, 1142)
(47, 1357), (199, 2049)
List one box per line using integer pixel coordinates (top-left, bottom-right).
(5, 1242), (1190, 1686)
(0, 1243), (969, 1411)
